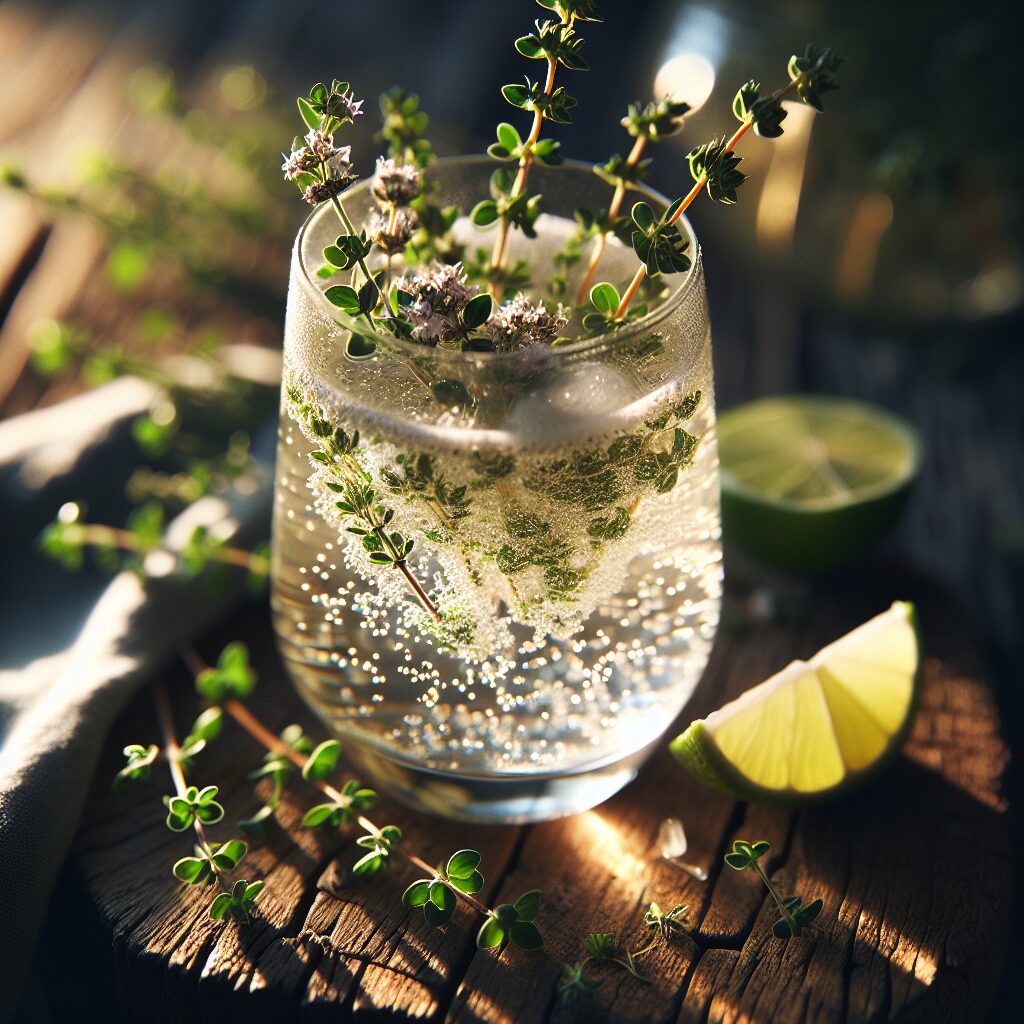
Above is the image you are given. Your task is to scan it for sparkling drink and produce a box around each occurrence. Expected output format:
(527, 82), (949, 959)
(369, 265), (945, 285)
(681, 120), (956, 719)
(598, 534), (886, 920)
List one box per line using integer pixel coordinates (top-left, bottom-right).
(272, 159), (722, 821)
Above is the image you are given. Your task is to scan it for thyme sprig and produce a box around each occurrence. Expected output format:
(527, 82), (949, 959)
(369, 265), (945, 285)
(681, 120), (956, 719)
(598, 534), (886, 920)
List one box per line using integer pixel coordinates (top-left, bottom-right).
(40, 500), (269, 586)
(724, 839), (824, 939)
(478, 0), (598, 296)
(182, 643), (545, 955)
(573, 96), (690, 304)
(152, 679), (265, 924)
(288, 383), (441, 621)
(556, 901), (691, 1013)
(609, 44), (841, 321)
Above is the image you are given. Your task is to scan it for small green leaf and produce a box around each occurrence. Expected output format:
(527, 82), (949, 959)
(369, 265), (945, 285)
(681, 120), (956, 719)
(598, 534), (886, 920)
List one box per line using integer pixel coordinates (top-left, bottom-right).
(352, 851), (383, 877)
(323, 245), (347, 267)
(796, 898), (823, 926)
(357, 276), (380, 315)
(173, 856), (206, 884)
(195, 800), (225, 825)
(302, 739), (341, 781)
(514, 889), (542, 921)
(446, 849), (482, 880)
(302, 802), (341, 827)
(462, 293), (492, 330)
(297, 96), (320, 131)
(496, 122), (521, 151)
(424, 899), (455, 927)
(471, 200), (499, 226)
(403, 879), (432, 908)
(215, 839), (246, 864)
(631, 202), (655, 231)
(209, 893), (232, 919)
(344, 334), (377, 361)
(515, 34), (544, 59)
(324, 285), (360, 312)
(724, 852), (751, 870)
(510, 921), (544, 950)
(477, 917), (506, 949)
(244, 880), (265, 902)
(449, 870), (484, 895)
(501, 83), (530, 109)
(590, 282), (619, 314)
(428, 880), (456, 912)
(187, 707), (223, 744)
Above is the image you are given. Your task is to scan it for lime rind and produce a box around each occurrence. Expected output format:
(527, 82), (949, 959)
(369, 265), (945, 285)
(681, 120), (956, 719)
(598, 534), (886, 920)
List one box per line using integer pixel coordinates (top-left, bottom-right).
(671, 602), (921, 806)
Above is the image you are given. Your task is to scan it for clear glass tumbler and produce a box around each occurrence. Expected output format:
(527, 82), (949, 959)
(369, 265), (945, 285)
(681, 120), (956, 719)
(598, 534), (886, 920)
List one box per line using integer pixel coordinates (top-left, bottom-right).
(272, 158), (722, 822)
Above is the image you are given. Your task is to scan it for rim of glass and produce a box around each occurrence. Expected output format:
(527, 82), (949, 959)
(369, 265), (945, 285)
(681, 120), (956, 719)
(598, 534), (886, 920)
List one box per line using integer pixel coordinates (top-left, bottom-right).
(295, 155), (701, 365)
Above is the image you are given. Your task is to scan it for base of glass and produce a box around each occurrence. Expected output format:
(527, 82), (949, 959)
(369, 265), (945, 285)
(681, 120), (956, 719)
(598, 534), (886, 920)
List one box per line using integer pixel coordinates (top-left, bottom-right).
(339, 737), (658, 824)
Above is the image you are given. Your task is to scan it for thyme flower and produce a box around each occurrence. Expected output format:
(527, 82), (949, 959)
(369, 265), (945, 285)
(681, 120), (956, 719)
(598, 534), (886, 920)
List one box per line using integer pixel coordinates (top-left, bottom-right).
(372, 157), (422, 206)
(370, 207), (418, 256)
(304, 128), (335, 161)
(396, 262), (480, 345)
(326, 144), (354, 181)
(486, 293), (568, 350)
(281, 147), (314, 181)
(303, 176), (356, 205)
(340, 93), (365, 120)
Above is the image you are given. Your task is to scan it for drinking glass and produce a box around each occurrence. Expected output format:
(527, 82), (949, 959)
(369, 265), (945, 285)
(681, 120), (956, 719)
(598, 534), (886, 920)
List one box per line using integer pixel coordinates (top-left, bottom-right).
(272, 157), (722, 822)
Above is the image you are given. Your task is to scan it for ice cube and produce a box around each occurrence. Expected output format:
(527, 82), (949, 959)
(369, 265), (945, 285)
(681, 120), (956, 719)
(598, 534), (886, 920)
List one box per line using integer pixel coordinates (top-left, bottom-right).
(504, 363), (641, 440)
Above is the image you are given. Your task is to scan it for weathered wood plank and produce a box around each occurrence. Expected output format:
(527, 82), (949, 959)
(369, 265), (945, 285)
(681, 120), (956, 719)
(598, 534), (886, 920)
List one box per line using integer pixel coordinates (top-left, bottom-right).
(72, 565), (1010, 1023)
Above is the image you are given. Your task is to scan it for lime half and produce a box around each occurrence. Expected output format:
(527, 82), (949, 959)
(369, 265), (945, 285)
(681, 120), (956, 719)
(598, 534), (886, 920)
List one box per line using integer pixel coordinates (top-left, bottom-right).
(671, 601), (920, 805)
(717, 395), (920, 573)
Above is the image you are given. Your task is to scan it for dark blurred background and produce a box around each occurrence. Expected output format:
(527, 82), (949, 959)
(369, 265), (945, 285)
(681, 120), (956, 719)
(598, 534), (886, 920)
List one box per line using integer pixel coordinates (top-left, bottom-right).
(1, 0), (1020, 1018)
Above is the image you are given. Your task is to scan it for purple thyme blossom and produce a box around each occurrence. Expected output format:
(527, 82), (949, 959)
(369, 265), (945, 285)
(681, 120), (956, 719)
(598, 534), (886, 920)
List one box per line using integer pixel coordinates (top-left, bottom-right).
(396, 262), (479, 345)
(372, 157), (422, 207)
(370, 207), (418, 256)
(341, 93), (364, 119)
(304, 128), (335, 161)
(326, 145), (353, 181)
(487, 294), (570, 350)
(293, 141), (356, 204)
(281, 147), (312, 181)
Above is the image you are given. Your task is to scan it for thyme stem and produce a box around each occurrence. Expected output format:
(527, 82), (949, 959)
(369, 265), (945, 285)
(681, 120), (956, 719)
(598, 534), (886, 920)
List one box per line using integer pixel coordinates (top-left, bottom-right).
(489, 55), (559, 295)
(72, 523), (263, 571)
(752, 859), (797, 929)
(574, 132), (649, 304)
(152, 679), (225, 883)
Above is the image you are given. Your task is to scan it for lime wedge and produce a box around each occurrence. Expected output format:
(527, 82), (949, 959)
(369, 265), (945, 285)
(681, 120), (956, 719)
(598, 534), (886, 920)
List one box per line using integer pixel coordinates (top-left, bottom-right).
(671, 601), (920, 805)
(717, 395), (920, 573)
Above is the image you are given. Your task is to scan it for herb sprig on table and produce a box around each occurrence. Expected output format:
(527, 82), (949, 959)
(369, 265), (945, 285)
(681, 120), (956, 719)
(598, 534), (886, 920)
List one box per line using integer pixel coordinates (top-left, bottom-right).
(115, 640), (546, 954)
(724, 839), (824, 938)
(556, 902), (692, 1012)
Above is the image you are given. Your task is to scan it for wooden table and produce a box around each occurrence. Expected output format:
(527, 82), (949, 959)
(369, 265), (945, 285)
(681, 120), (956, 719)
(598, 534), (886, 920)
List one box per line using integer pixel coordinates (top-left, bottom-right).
(73, 565), (1010, 1022)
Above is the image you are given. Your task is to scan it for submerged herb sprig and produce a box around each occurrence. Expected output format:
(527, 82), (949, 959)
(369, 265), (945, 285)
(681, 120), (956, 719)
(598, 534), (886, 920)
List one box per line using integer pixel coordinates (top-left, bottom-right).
(287, 382), (442, 621)
(184, 642), (545, 956)
(724, 840), (823, 939)
(610, 45), (841, 321)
